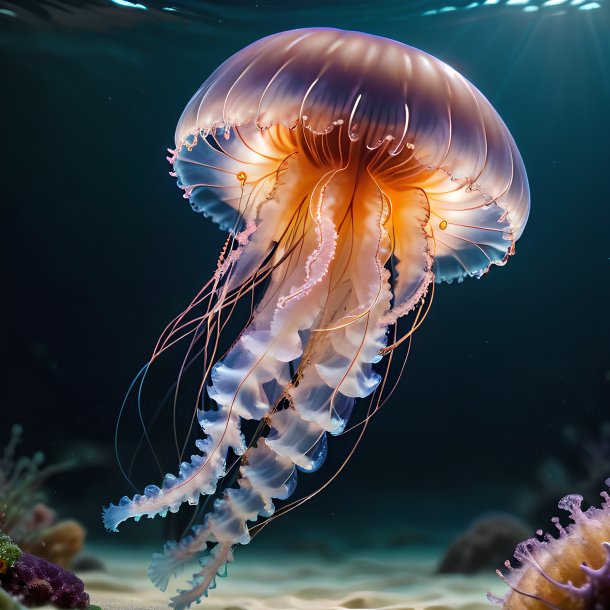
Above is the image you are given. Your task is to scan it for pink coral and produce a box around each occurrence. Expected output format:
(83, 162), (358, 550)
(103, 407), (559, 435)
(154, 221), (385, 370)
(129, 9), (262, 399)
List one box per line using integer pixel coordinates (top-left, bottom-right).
(490, 479), (610, 610)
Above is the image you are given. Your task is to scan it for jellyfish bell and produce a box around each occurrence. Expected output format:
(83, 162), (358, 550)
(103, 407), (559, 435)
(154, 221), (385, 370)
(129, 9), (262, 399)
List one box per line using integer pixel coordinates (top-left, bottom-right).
(173, 27), (528, 286)
(104, 28), (530, 609)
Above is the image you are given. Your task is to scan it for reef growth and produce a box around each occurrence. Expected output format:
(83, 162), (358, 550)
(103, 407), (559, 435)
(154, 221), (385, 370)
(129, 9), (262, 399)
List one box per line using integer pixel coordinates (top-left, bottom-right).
(491, 479), (610, 610)
(0, 425), (84, 568)
(0, 533), (21, 576)
(0, 552), (89, 609)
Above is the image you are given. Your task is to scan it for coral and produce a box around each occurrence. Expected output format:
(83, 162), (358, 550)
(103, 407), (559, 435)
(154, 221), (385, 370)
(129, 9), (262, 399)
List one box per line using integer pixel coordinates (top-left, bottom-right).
(18, 506), (56, 538)
(25, 521), (84, 570)
(0, 426), (83, 567)
(437, 515), (530, 575)
(0, 534), (21, 574)
(490, 479), (610, 610)
(0, 425), (68, 542)
(0, 552), (89, 609)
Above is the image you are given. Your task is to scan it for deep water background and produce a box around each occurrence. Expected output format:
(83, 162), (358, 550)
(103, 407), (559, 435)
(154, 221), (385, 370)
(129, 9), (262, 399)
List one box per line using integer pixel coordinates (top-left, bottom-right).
(1, 0), (609, 556)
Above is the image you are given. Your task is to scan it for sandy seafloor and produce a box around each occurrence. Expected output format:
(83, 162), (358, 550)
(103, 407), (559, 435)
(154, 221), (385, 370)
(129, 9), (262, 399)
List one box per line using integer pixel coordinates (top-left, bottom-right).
(69, 544), (504, 610)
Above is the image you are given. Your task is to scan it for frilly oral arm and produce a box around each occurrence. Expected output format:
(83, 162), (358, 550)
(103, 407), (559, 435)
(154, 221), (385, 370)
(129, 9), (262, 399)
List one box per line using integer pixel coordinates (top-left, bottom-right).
(102, 410), (244, 532)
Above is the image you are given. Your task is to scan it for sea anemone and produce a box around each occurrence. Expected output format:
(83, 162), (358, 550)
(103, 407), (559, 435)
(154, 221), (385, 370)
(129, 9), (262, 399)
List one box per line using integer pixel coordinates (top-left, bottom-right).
(490, 479), (610, 610)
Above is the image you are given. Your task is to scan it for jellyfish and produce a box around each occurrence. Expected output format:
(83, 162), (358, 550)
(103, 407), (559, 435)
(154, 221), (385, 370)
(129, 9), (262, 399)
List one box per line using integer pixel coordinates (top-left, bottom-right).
(103, 28), (530, 609)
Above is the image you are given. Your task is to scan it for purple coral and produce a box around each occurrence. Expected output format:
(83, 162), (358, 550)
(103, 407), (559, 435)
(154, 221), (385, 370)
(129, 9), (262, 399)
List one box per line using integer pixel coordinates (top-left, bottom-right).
(0, 552), (89, 608)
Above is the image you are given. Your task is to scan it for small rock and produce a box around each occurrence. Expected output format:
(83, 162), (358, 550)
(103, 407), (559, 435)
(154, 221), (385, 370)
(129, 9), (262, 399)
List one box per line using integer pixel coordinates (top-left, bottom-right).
(437, 514), (530, 574)
(71, 556), (105, 573)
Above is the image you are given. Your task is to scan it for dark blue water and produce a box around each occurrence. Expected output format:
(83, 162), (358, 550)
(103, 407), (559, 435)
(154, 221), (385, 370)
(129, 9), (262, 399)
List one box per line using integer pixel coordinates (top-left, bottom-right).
(1, 0), (608, 558)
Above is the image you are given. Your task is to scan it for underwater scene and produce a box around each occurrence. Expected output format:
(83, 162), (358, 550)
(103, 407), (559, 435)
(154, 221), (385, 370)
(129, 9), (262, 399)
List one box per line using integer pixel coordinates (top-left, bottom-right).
(1, 1), (609, 609)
